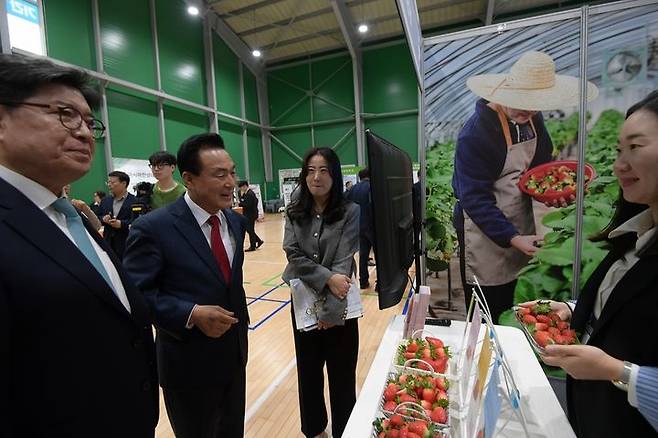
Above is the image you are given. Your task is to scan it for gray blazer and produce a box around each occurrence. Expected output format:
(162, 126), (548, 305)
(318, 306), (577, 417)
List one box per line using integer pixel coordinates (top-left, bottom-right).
(282, 202), (360, 325)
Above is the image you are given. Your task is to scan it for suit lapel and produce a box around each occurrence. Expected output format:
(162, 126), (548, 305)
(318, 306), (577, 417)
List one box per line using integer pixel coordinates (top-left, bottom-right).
(1, 188), (131, 318)
(591, 253), (658, 339)
(172, 198), (225, 285)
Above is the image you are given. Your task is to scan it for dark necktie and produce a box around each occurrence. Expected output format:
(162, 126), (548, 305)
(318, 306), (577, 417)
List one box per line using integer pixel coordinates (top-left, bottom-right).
(208, 215), (231, 285)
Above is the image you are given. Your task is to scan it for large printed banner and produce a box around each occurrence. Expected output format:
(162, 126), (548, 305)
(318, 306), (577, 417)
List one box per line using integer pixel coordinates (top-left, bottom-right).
(112, 158), (156, 195)
(6, 0), (45, 55)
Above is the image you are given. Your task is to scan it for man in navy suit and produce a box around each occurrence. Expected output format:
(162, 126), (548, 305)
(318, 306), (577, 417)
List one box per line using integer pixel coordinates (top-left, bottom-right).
(0, 54), (157, 436)
(99, 170), (135, 260)
(124, 133), (249, 438)
(347, 167), (374, 289)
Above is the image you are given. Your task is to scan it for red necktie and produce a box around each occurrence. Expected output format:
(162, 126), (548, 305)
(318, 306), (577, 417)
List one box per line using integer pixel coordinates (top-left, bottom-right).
(209, 215), (231, 285)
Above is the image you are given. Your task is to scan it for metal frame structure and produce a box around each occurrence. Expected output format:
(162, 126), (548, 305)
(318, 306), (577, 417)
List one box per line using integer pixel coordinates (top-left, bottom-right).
(417, 0), (656, 297)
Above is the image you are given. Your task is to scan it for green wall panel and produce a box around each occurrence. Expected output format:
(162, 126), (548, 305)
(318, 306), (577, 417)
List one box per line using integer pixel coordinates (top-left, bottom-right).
(363, 43), (418, 113)
(268, 64), (311, 126)
(43, 0), (95, 69)
(247, 128), (264, 185)
(314, 123), (357, 166)
(365, 115), (418, 161)
(106, 89), (159, 159)
(219, 121), (245, 179)
(71, 140), (108, 204)
(244, 69), (260, 123)
(269, 128), (311, 199)
(100, 0), (155, 88)
(156, 0), (205, 104)
(312, 56), (354, 122)
(164, 104), (208, 153)
(213, 36), (242, 118)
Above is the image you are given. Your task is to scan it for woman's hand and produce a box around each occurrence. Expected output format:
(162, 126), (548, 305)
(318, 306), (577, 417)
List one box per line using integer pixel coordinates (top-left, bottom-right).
(518, 299), (572, 321)
(327, 273), (351, 300)
(541, 344), (624, 381)
(317, 320), (336, 330)
(510, 234), (542, 256)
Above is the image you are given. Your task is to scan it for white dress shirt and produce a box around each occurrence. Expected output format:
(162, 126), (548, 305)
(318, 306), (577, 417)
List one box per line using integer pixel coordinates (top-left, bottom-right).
(0, 164), (131, 312)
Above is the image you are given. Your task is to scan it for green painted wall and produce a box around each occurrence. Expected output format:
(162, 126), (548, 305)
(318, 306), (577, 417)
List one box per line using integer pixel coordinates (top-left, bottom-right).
(42, 0), (263, 203)
(266, 44), (418, 199)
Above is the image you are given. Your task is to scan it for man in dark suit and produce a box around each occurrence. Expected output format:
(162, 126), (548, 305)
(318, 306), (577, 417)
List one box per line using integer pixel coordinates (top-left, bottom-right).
(347, 167), (374, 289)
(99, 170), (135, 260)
(238, 180), (263, 252)
(124, 133), (249, 438)
(0, 54), (157, 436)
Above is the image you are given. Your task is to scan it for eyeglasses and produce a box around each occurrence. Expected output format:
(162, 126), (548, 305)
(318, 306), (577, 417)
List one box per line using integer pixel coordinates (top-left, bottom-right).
(0, 101), (106, 140)
(148, 163), (172, 170)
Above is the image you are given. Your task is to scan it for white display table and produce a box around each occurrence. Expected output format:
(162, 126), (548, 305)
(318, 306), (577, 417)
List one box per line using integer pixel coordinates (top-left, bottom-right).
(343, 316), (575, 438)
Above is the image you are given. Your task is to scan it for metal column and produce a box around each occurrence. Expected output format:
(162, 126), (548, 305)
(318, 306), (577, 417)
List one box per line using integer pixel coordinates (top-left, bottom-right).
(0, 0), (11, 54)
(239, 62), (250, 181)
(257, 74), (273, 181)
(204, 16), (219, 134)
(91, 0), (114, 172)
(149, 0), (167, 150)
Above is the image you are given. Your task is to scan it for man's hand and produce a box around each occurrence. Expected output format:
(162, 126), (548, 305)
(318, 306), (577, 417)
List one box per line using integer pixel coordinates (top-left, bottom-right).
(541, 345), (624, 381)
(108, 219), (122, 229)
(518, 299), (571, 321)
(510, 234), (542, 256)
(102, 214), (112, 224)
(190, 305), (238, 338)
(544, 194), (576, 208)
(327, 273), (351, 300)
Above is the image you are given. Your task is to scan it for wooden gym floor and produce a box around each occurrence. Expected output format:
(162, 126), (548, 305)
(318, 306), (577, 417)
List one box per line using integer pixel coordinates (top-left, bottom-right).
(154, 212), (409, 438)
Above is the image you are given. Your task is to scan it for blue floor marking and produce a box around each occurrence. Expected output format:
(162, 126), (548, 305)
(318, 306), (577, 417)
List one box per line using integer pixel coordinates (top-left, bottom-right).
(246, 281), (290, 330)
(249, 300), (291, 331)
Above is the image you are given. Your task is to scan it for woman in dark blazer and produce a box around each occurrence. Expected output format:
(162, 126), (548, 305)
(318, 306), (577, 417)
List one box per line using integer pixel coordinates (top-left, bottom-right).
(525, 91), (658, 437)
(282, 147), (360, 438)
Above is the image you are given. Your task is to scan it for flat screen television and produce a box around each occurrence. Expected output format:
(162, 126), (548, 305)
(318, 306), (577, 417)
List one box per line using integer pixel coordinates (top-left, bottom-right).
(366, 129), (415, 310)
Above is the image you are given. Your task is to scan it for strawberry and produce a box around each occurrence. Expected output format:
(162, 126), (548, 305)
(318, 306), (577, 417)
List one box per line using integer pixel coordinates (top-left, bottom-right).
(426, 337), (444, 348)
(548, 311), (561, 322)
(408, 421), (428, 435)
(400, 393), (416, 404)
(434, 377), (448, 391)
(404, 352), (416, 360)
(399, 374), (408, 384)
(534, 322), (549, 331)
(421, 400), (432, 410)
(436, 389), (448, 402)
(389, 431), (399, 438)
(422, 388), (435, 402)
(407, 342), (419, 353)
(390, 414), (404, 428)
(553, 334), (566, 345)
(407, 433), (422, 438)
(430, 406), (448, 424)
(422, 348), (432, 360)
(517, 307), (530, 316)
(534, 331), (554, 348)
(433, 357), (448, 374)
(378, 432), (386, 438)
(384, 383), (399, 401)
(547, 327), (560, 337)
(523, 314), (537, 324)
(399, 428), (409, 438)
(556, 321), (569, 330)
(383, 400), (397, 411)
(536, 315), (551, 324)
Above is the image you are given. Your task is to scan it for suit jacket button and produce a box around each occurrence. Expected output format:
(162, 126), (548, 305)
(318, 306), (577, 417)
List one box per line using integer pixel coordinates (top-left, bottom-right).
(313, 232), (318, 237)
(142, 381), (152, 391)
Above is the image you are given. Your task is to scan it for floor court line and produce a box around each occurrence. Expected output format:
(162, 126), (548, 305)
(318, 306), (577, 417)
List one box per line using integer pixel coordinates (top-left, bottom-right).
(246, 296), (288, 304)
(244, 358), (297, 424)
(248, 300), (290, 331)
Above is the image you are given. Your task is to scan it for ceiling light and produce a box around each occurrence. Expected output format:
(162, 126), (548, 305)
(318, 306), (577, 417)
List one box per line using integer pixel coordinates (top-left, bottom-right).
(358, 23), (369, 33)
(252, 49), (262, 58)
(187, 6), (199, 16)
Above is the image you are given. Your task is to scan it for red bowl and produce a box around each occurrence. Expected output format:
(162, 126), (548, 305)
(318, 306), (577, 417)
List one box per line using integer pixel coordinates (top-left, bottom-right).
(518, 160), (596, 204)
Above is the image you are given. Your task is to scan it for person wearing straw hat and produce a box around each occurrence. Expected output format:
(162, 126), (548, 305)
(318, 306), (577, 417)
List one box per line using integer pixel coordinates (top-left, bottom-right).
(452, 50), (598, 323)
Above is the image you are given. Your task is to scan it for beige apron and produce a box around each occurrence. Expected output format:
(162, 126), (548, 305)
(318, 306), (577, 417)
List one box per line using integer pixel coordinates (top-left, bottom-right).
(463, 104), (537, 286)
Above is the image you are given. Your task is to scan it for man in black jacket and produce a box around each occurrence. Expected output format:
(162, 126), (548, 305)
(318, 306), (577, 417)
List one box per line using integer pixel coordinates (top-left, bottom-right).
(100, 170), (135, 260)
(238, 180), (263, 252)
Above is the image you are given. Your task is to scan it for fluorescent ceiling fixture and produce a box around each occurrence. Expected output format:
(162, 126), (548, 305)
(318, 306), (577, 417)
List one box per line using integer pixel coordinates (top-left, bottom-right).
(252, 49), (262, 58)
(358, 24), (369, 33)
(187, 6), (200, 16)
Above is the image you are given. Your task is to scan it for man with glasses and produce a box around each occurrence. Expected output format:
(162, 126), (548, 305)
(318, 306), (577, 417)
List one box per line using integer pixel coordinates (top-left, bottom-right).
(149, 151), (186, 210)
(0, 54), (157, 436)
(100, 170), (136, 260)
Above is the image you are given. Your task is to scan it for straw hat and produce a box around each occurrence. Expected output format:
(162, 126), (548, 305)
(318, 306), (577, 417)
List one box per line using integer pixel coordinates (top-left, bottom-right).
(466, 51), (599, 111)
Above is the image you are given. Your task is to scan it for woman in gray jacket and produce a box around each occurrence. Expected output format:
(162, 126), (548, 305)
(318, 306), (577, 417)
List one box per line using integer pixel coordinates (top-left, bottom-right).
(282, 147), (360, 438)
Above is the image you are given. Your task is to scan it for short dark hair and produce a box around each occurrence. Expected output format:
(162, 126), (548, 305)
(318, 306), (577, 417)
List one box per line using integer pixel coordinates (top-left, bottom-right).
(94, 190), (107, 199)
(108, 171), (130, 187)
(149, 151), (177, 167)
(177, 133), (225, 176)
(358, 167), (370, 179)
(286, 147), (346, 225)
(238, 180), (249, 188)
(0, 54), (100, 110)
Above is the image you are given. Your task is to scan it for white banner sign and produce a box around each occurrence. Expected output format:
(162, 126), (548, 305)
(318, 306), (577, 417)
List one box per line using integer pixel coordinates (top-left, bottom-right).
(112, 157), (156, 195)
(6, 0), (45, 55)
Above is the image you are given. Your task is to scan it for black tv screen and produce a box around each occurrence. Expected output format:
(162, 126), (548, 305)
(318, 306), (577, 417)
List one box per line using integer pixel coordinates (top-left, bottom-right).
(366, 130), (414, 310)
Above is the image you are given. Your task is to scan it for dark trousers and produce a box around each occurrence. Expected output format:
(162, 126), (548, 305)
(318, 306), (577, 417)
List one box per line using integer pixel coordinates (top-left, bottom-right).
(291, 309), (359, 438)
(162, 366), (246, 438)
(245, 216), (262, 249)
(458, 226), (515, 324)
(358, 233), (373, 285)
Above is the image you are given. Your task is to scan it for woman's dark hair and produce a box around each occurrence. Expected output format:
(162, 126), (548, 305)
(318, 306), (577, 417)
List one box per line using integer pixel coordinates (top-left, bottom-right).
(286, 147), (346, 224)
(592, 92), (656, 242)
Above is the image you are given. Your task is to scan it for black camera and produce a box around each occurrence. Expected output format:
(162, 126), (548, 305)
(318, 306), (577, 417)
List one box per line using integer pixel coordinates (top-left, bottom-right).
(131, 181), (154, 219)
